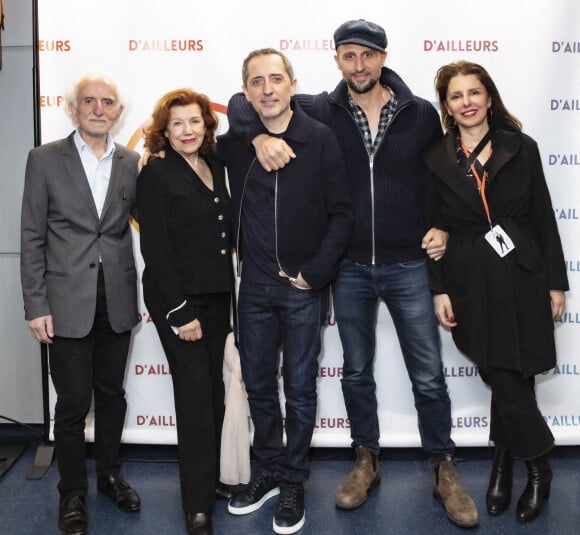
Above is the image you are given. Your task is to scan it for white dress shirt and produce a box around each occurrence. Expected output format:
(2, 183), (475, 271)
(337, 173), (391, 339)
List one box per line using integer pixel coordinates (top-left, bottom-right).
(73, 130), (116, 218)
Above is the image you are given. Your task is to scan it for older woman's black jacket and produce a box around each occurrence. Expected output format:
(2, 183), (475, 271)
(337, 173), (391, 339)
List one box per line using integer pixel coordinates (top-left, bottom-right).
(424, 129), (568, 377)
(137, 145), (232, 326)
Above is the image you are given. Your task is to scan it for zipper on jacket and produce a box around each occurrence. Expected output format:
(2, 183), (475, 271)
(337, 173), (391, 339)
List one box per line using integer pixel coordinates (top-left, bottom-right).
(238, 161), (287, 279)
(368, 103), (411, 265)
(273, 171), (286, 275)
(332, 96), (412, 266)
(369, 154), (376, 265)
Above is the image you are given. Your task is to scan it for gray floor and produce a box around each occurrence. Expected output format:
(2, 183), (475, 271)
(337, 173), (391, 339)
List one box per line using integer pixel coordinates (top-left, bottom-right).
(1, 425), (579, 534)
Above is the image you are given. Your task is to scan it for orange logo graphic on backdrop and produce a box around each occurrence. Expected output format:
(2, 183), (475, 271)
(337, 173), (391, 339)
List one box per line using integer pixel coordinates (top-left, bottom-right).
(128, 39), (203, 52)
(40, 95), (64, 107)
(38, 40), (71, 51)
(279, 38), (335, 52)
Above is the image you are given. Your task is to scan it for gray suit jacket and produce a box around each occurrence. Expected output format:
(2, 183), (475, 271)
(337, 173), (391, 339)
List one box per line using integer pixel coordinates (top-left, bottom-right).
(21, 131), (140, 337)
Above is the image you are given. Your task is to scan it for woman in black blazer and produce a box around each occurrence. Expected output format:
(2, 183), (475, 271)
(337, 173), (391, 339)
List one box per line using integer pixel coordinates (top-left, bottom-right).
(137, 88), (232, 535)
(424, 62), (567, 524)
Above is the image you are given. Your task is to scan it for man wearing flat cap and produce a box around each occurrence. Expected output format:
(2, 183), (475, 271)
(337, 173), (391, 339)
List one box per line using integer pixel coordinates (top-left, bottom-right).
(226, 18), (479, 529)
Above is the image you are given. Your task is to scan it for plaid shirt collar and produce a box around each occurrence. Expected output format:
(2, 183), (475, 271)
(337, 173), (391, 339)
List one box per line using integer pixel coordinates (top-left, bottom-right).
(348, 85), (397, 156)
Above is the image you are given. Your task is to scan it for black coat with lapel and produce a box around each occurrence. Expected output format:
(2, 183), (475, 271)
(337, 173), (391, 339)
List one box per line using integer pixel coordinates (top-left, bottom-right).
(424, 129), (568, 377)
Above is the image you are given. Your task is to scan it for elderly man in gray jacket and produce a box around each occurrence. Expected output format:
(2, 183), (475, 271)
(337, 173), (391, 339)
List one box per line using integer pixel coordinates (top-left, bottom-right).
(21, 73), (141, 535)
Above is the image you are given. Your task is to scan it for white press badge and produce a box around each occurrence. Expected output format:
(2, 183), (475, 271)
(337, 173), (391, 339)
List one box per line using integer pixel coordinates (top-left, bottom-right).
(485, 224), (515, 257)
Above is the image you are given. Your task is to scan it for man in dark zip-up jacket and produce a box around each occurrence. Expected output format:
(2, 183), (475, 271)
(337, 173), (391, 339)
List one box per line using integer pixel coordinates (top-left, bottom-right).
(217, 48), (353, 535)
(219, 99), (353, 291)
(226, 20), (479, 530)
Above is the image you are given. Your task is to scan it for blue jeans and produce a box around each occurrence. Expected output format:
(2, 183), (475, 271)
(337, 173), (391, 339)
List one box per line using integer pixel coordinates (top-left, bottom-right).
(332, 258), (454, 468)
(238, 280), (323, 484)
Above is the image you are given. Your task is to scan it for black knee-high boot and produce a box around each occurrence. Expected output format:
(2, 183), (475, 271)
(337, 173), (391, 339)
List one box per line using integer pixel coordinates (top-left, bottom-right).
(486, 448), (512, 515)
(516, 454), (552, 523)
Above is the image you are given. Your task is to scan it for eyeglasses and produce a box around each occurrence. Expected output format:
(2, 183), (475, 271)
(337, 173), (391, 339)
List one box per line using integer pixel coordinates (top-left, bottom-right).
(78, 96), (117, 110)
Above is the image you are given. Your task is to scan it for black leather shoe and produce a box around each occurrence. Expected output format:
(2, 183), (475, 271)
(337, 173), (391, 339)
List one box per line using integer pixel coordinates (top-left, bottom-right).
(486, 448), (513, 516)
(215, 482), (234, 500)
(186, 512), (213, 535)
(58, 495), (87, 535)
(516, 455), (552, 523)
(97, 474), (141, 512)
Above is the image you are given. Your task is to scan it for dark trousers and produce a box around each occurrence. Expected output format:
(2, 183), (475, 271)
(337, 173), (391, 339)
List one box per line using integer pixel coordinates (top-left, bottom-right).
(49, 267), (131, 497)
(150, 292), (230, 513)
(479, 367), (554, 459)
(238, 280), (322, 484)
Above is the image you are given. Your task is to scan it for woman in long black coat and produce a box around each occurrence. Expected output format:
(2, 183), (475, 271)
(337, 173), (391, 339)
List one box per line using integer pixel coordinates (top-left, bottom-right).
(423, 61), (568, 524)
(137, 88), (233, 535)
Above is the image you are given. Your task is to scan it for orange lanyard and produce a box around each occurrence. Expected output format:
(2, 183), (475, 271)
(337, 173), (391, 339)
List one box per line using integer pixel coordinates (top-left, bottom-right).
(461, 139), (493, 227)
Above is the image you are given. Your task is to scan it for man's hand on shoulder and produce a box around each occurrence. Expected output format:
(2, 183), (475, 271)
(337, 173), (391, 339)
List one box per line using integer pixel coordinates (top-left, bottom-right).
(253, 134), (296, 172)
(28, 315), (54, 344)
(138, 149), (166, 173)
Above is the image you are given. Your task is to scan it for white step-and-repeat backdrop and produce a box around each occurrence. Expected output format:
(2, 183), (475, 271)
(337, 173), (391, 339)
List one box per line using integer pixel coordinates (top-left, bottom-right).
(37, 0), (580, 447)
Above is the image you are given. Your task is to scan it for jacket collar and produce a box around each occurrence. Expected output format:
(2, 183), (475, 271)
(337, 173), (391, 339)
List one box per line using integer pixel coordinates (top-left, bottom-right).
(328, 67), (416, 109)
(484, 128), (522, 180)
(62, 131), (130, 222)
(164, 143), (223, 195)
(271, 100), (310, 145)
(424, 128), (524, 214)
(424, 128), (523, 177)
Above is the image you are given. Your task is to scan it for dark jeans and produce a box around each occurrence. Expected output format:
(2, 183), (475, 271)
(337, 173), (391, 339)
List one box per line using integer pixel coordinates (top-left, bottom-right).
(332, 258), (454, 468)
(479, 367), (554, 459)
(49, 267), (131, 497)
(238, 280), (322, 484)
(150, 292), (230, 513)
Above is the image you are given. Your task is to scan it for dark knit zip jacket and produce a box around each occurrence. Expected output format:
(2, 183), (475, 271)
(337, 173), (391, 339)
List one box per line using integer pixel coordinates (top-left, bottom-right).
(228, 67), (443, 265)
(217, 103), (354, 291)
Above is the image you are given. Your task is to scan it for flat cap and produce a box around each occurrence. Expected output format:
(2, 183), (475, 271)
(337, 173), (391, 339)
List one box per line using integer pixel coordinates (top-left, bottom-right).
(334, 19), (387, 51)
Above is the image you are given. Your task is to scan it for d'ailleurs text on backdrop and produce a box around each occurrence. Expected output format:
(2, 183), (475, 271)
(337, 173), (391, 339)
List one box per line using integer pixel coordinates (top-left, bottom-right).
(37, 0), (580, 446)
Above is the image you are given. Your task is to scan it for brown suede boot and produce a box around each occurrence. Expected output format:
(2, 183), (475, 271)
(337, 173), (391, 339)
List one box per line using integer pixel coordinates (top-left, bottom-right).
(335, 446), (380, 509)
(433, 455), (479, 528)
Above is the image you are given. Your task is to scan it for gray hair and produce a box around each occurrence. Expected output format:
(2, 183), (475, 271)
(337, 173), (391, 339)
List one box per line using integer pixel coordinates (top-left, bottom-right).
(64, 72), (128, 132)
